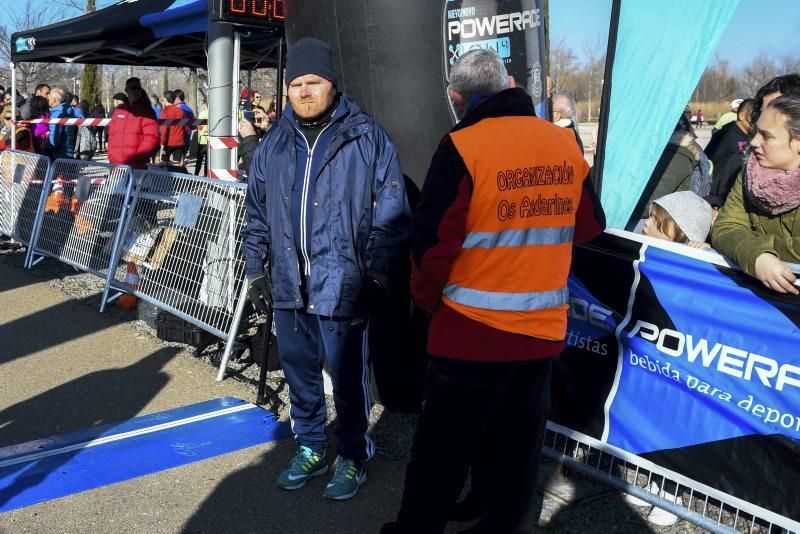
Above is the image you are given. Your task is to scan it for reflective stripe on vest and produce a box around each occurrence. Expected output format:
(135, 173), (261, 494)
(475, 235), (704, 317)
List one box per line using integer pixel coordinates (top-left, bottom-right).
(444, 114), (588, 340)
(443, 284), (569, 312)
(462, 226), (575, 249)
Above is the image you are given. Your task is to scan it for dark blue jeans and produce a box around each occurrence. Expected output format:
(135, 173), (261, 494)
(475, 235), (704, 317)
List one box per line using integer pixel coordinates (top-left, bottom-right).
(274, 309), (374, 463)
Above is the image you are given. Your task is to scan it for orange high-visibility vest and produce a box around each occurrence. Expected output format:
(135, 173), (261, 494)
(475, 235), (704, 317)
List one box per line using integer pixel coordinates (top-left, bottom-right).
(445, 117), (589, 341)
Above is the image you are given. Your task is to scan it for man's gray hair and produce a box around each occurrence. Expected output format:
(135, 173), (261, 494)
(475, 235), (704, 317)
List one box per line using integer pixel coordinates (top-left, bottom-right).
(552, 94), (575, 119)
(448, 49), (510, 101)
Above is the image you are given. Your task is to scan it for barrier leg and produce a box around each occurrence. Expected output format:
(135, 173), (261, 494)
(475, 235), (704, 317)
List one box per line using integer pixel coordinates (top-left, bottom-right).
(25, 163), (55, 269)
(217, 280), (250, 381)
(27, 254), (45, 269)
(116, 262), (140, 310)
(100, 169), (138, 313)
(256, 310), (273, 405)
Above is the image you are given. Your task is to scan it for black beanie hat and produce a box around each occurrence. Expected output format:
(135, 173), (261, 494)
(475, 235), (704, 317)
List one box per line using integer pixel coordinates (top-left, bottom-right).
(285, 38), (338, 87)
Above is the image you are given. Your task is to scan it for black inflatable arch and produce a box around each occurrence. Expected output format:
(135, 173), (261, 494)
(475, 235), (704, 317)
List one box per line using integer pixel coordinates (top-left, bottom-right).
(284, 0), (547, 187)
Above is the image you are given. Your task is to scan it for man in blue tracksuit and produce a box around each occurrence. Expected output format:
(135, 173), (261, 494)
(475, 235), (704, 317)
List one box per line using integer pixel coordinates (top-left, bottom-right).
(242, 38), (412, 501)
(45, 88), (76, 159)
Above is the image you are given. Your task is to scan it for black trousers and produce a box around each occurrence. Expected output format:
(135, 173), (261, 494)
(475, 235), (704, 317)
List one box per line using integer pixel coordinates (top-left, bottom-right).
(395, 356), (553, 534)
(194, 144), (207, 176)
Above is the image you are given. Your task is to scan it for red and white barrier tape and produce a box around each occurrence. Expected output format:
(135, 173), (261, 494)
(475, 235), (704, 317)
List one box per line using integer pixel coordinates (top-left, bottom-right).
(53, 176), (106, 185)
(207, 169), (239, 181)
(12, 118), (240, 183)
(17, 118), (206, 127)
(208, 136), (240, 149)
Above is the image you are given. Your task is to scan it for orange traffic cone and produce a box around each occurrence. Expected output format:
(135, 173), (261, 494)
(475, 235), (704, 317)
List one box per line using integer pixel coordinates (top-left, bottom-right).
(70, 197), (93, 235)
(117, 261), (140, 310)
(45, 175), (67, 213)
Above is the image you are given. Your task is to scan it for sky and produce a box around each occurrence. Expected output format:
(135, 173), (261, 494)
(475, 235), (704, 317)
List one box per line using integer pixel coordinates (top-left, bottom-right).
(550, 0), (800, 69)
(5, 0), (798, 70)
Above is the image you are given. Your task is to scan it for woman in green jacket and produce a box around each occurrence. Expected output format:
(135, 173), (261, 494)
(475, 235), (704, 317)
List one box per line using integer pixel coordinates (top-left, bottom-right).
(712, 95), (800, 294)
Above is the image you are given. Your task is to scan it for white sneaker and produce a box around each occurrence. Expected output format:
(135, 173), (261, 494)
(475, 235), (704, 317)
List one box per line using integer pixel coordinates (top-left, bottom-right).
(625, 481), (683, 516)
(625, 481), (659, 506)
(648, 504), (680, 526)
(646, 485), (683, 526)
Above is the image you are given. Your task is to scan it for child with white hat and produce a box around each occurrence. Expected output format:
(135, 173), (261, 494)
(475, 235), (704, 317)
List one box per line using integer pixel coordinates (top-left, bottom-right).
(642, 190), (713, 249)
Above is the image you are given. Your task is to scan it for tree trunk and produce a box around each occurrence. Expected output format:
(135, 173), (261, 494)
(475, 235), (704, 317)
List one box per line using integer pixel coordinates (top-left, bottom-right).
(188, 68), (198, 112)
(162, 68), (169, 96)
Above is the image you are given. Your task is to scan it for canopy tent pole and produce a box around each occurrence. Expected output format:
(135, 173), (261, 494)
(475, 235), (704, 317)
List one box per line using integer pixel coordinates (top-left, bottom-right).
(231, 31), (241, 171)
(10, 62), (16, 150)
(591, 0), (621, 197)
(207, 19), (234, 176)
(193, 68), (200, 115)
(275, 35), (284, 115)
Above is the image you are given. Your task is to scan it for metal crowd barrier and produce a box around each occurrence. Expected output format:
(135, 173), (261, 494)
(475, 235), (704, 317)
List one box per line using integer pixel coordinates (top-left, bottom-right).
(5, 155), (799, 533)
(100, 168), (250, 376)
(0, 150), (51, 257)
(542, 422), (799, 533)
(27, 159), (134, 276)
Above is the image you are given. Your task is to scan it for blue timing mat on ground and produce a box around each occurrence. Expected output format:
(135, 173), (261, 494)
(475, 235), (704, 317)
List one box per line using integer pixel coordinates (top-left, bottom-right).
(0, 397), (291, 513)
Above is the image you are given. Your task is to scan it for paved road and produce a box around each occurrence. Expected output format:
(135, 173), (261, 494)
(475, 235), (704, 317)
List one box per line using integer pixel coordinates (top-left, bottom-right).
(0, 256), (411, 533)
(576, 122), (714, 169)
(0, 249), (707, 533)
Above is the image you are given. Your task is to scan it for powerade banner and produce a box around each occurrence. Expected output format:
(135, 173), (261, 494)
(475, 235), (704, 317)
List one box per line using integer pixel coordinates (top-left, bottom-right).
(443, 0), (547, 121)
(553, 233), (800, 523)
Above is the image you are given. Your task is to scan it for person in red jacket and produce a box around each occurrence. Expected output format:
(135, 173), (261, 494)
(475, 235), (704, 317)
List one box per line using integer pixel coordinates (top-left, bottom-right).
(107, 77), (158, 170)
(159, 90), (188, 165)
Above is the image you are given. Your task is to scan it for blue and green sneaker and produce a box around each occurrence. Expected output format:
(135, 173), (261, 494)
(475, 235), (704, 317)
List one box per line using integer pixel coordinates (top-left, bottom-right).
(322, 457), (367, 500)
(276, 445), (328, 490)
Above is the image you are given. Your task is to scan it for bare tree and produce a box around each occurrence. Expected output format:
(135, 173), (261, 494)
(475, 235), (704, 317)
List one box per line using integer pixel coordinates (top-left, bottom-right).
(549, 38), (579, 96)
(581, 37), (604, 122)
(695, 58), (741, 101)
(780, 54), (800, 76)
(51, 0), (114, 17)
(0, 0), (64, 93)
(741, 53), (780, 96)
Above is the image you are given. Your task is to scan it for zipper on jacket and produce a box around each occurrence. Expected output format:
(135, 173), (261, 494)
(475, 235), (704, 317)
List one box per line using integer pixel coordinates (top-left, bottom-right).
(295, 120), (336, 277)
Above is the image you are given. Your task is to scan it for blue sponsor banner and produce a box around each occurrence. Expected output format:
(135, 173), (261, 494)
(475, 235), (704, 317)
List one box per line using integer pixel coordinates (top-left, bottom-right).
(564, 274), (617, 359)
(560, 235), (800, 521)
(603, 246), (800, 453)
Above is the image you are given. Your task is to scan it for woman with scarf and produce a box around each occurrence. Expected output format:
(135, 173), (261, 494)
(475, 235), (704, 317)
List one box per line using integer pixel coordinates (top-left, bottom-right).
(712, 94), (800, 294)
(0, 105), (33, 151)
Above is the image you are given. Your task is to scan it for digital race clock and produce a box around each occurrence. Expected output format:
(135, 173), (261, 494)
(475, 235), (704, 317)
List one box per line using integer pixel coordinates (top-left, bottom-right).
(210, 0), (284, 27)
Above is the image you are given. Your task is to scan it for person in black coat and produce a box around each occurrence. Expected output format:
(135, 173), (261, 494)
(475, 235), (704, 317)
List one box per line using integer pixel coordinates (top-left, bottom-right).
(704, 99), (755, 207)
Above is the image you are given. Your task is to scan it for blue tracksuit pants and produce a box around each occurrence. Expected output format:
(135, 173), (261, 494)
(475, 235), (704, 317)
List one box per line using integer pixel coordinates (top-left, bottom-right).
(274, 309), (375, 464)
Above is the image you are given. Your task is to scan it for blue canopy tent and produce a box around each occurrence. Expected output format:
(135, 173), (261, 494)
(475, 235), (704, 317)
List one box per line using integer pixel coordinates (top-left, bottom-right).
(10, 0), (280, 69)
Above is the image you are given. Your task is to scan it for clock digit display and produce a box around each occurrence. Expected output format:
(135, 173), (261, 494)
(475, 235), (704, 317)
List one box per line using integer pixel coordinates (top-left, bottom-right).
(212, 0), (284, 27)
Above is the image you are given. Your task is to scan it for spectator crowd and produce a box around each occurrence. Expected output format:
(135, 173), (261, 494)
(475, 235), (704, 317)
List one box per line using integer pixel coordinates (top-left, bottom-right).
(633, 73), (800, 296)
(0, 81), (275, 177)
(0, 45), (798, 534)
